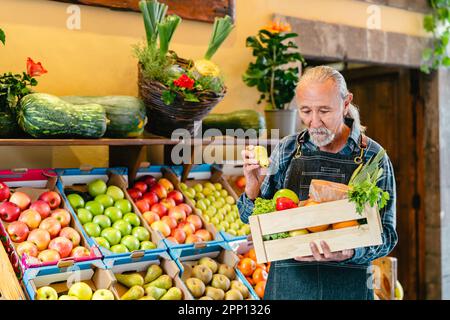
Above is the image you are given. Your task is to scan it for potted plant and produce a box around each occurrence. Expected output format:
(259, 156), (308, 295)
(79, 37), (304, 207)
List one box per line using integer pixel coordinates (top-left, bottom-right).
(134, 0), (234, 137)
(243, 21), (306, 137)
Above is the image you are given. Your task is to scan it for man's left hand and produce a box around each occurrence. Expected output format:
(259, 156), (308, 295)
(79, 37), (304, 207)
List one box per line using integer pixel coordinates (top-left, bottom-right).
(294, 241), (354, 262)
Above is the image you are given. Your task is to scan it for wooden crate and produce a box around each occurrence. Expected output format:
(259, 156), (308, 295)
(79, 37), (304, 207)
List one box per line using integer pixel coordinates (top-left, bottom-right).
(249, 199), (383, 263)
(372, 257), (398, 300)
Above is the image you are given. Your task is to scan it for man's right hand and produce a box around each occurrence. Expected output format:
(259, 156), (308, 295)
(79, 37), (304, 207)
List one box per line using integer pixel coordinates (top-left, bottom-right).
(241, 145), (269, 200)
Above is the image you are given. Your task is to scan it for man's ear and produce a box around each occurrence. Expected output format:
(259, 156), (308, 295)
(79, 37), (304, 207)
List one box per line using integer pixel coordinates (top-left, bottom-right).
(344, 92), (353, 114)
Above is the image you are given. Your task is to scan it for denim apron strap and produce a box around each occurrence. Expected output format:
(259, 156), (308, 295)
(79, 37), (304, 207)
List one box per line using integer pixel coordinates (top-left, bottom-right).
(264, 131), (373, 300)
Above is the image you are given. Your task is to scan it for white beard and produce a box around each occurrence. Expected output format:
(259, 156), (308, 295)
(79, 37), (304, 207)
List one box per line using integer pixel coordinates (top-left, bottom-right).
(309, 127), (336, 147)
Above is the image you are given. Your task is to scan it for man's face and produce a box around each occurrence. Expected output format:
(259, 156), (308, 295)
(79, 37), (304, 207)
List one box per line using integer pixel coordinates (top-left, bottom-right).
(296, 79), (349, 147)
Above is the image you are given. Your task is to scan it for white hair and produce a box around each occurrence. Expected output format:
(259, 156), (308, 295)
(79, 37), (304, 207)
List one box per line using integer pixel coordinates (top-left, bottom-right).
(297, 65), (366, 132)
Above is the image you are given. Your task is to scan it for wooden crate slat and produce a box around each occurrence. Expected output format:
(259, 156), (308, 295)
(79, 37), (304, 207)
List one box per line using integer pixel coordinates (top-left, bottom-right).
(264, 225), (382, 262)
(258, 199), (366, 235)
(248, 215), (268, 263)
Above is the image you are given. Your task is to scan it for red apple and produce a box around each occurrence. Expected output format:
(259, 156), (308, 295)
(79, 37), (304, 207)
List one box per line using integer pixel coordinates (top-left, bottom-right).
(143, 211), (160, 225)
(151, 221), (171, 237)
(177, 203), (192, 216)
(195, 229), (213, 242)
(160, 198), (176, 210)
(0, 202), (21, 222)
(60, 227), (81, 247)
(30, 200), (52, 219)
(170, 228), (186, 244)
(70, 246), (90, 258)
(168, 206), (187, 224)
(28, 229), (51, 251)
(49, 237), (73, 258)
(127, 188), (142, 201)
(10, 192), (31, 210)
(38, 249), (60, 263)
(178, 222), (195, 236)
(38, 191), (61, 210)
(161, 216), (177, 230)
(142, 192), (159, 206)
(166, 236), (179, 244)
(158, 178), (174, 192)
(133, 181), (148, 194)
(167, 190), (184, 205)
(186, 214), (203, 231)
(138, 175), (157, 189)
(51, 209), (71, 227)
(18, 209), (42, 230)
(149, 184), (167, 200)
(0, 182), (10, 202)
(150, 203), (168, 218)
(185, 234), (203, 244)
(7, 221), (29, 243)
(39, 217), (62, 238)
(135, 199), (150, 213)
(16, 241), (38, 258)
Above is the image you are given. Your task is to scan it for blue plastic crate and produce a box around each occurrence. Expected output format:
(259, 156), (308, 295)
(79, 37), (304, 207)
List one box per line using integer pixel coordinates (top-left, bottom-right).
(56, 167), (167, 264)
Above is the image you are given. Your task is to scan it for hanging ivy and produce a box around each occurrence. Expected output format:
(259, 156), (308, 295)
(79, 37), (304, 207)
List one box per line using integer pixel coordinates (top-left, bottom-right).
(421, 0), (450, 74)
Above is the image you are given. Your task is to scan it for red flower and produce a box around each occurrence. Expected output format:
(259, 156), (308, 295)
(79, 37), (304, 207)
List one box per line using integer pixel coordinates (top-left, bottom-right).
(173, 74), (195, 90)
(27, 57), (47, 77)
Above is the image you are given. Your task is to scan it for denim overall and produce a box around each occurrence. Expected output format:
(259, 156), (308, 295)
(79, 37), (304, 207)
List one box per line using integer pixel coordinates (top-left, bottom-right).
(263, 130), (374, 300)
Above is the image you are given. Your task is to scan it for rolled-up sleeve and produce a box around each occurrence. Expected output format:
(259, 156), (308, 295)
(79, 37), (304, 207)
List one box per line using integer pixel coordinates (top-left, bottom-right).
(346, 154), (398, 264)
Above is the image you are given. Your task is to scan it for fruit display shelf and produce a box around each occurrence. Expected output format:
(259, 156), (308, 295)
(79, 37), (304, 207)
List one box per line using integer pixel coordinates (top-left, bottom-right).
(56, 167), (167, 267)
(171, 241), (259, 300)
(0, 169), (103, 282)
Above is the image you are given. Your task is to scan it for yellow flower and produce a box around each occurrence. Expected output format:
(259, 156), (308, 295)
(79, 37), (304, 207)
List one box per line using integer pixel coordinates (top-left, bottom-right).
(263, 21), (292, 33)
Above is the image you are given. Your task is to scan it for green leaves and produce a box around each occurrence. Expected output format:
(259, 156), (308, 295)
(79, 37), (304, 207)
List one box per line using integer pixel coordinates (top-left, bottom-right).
(139, 0), (168, 46)
(421, 0), (450, 73)
(0, 28), (5, 45)
(158, 15), (181, 57)
(243, 27), (306, 109)
(252, 197), (276, 215)
(204, 15), (234, 60)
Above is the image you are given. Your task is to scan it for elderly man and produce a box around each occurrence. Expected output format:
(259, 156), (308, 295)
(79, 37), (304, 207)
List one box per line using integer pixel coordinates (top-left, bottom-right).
(238, 66), (398, 300)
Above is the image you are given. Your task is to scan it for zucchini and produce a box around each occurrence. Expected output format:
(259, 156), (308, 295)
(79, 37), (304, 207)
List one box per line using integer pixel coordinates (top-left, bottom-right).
(18, 93), (107, 138)
(0, 111), (20, 138)
(202, 109), (265, 135)
(61, 96), (147, 138)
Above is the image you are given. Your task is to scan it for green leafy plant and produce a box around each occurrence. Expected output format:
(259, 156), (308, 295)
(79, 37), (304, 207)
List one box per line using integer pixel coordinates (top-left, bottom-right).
(421, 0), (450, 74)
(348, 149), (390, 215)
(243, 21), (306, 110)
(0, 27), (5, 45)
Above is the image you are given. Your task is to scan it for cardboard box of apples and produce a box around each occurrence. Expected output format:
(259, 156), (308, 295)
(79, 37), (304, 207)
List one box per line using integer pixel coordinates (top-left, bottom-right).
(0, 169), (102, 281)
(127, 165), (224, 250)
(56, 167), (167, 265)
(172, 241), (258, 300)
(173, 165), (251, 242)
(25, 263), (117, 300)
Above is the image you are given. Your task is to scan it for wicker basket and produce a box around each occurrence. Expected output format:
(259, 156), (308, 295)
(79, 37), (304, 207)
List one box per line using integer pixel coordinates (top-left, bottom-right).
(138, 58), (226, 138)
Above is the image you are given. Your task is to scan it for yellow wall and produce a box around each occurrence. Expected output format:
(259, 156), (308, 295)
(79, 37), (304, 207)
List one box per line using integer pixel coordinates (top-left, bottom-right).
(0, 0), (426, 168)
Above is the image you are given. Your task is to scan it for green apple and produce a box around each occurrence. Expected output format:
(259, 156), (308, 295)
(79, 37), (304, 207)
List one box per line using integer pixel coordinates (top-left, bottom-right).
(193, 183), (203, 193)
(94, 237), (110, 249)
(217, 208), (227, 216)
(226, 229), (237, 236)
(213, 201), (223, 209)
(100, 228), (121, 246)
(213, 191), (221, 198)
(113, 219), (132, 237)
(203, 215), (211, 223)
(205, 207), (217, 217)
(225, 215), (235, 224)
(67, 194), (85, 209)
(92, 289), (115, 300)
(88, 179), (107, 197)
(110, 244), (128, 253)
(140, 241), (156, 250)
(204, 182), (215, 190)
(237, 229), (247, 236)
(223, 204), (232, 212)
(225, 196), (235, 205)
(196, 200), (207, 211)
(214, 183), (223, 191)
(289, 229), (309, 237)
(36, 286), (58, 300)
(106, 185), (124, 201)
(229, 222), (240, 231)
(215, 213), (225, 221)
(59, 295), (78, 300)
(216, 225), (225, 232)
(179, 183), (188, 191)
(85, 201), (104, 216)
(104, 207), (123, 223)
(220, 189), (228, 197)
(202, 187), (213, 197)
(194, 192), (205, 200)
(120, 235), (140, 252)
(77, 208), (93, 224)
(68, 282), (93, 300)
(95, 194), (114, 208)
(123, 213), (140, 228)
(185, 188), (196, 199)
(273, 189), (299, 204)
(114, 199), (132, 214)
(204, 199), (211, 206)
(219, 221), (230, 230)
(131, 226), (150, 242)
(84, 222), (101, 237)
(92, 215), (111, 229)
(211, 217), (220, 225)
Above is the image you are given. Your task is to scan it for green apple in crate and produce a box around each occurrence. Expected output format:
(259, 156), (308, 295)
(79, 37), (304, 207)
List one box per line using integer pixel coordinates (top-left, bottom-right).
(88, 179), (107, 197)
(104, 207), (123, 223)
(106, 185), (125, 201)
(36, 286), (58, 300)
(100, 228), (121, 246)
(77, 208), (93, 224)
(67, 193), (85, 209)
(85, 201), (104, 216)
(84, 222), (101, 237)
